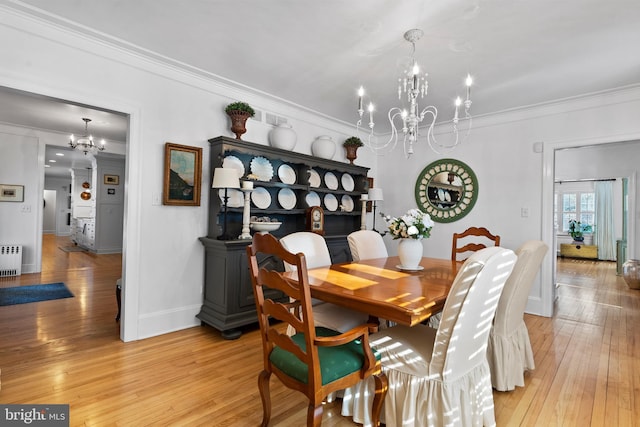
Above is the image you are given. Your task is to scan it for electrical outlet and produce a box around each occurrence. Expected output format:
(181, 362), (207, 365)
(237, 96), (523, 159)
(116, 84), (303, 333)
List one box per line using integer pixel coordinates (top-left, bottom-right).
(521, 207), (529, 217)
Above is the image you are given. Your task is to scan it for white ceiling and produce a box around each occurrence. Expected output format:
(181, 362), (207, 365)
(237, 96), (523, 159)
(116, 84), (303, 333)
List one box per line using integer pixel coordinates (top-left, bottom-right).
(2, 0), (640, 175)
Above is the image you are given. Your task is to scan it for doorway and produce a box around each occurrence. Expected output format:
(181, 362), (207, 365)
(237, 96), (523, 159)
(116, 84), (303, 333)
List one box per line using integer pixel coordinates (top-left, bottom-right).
(542, 139), (640, 316)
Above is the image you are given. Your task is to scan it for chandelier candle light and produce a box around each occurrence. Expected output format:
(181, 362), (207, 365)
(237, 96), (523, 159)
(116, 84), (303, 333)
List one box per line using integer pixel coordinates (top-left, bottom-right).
(356, 29), (473, 157)
(69, 118), (106, 155)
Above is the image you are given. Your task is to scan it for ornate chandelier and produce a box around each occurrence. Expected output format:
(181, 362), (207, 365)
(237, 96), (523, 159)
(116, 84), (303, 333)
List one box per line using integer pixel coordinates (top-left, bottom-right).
(356, 29), (473, 157)
(69, 118), (106, 155)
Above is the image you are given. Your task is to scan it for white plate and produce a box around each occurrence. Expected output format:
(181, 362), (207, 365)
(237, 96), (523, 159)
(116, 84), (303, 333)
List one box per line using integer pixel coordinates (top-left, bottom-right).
(341, 195), (354, 212)
(219, 188), (244, 208)
(277, 188), (296, 210)
(437, 188), (446, 201)
(341, 173), (355, 191)
(309, 169), (321, 188)
(305, 191), (321, 207)
(251, 187), (271, 209)
(250, 156), (274, 181)
(324, 193), (338, 211)
(324, 172), (339, 190)
(278, 164), (296, 184)
(222, 155), (244, 179)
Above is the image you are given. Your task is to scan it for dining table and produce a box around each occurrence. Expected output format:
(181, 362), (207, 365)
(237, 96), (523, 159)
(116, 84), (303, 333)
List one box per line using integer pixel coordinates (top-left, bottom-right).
(285, 256), (461, 327)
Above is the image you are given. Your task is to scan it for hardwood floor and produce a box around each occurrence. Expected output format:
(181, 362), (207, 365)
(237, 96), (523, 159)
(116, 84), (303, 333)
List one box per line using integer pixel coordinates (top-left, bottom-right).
(1, 237), (639, 426)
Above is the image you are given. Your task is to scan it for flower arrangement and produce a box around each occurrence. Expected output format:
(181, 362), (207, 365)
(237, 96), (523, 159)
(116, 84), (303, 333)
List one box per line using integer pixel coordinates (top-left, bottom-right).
(568, 220), (592, 240)
(383, 209), (434, 240)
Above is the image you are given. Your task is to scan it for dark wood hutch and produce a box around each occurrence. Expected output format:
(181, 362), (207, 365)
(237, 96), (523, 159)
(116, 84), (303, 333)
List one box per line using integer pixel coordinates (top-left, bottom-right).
(198, 136), (369, 338)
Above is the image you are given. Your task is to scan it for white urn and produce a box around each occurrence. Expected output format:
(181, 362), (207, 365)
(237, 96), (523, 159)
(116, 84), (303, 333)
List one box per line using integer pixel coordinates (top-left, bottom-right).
(311, 135), (336, 159)
(268, 123), (297, 150)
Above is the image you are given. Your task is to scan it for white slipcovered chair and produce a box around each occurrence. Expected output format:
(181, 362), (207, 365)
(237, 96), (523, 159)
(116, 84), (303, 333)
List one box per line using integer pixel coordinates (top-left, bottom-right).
(347, 230), (388, 261)
(487, 240), (548, 391)
(342, 247), (517, 427)
(280, 232), (369, 333)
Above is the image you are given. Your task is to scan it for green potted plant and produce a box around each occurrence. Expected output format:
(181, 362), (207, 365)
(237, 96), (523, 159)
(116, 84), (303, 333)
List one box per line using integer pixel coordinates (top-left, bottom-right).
(225, 101), (255, 140)
(568, 220), (592, 242)
(343, 136), (363, 164)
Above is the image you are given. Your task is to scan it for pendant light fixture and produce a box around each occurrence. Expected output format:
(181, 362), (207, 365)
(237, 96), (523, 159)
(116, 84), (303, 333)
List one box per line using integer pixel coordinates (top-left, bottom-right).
(69, 118), (106, 155)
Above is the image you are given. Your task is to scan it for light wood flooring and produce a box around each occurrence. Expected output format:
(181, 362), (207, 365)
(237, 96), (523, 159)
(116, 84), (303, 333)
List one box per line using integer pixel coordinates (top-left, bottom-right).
(1, 235), (639, 426)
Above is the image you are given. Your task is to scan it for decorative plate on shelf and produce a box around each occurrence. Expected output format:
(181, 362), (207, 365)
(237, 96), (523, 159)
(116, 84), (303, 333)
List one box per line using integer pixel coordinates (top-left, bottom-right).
(309, 168), (321, 188)
(251, 187), (271, 209)
(219, 188), (244, 208)
(222, 155), (245, 179)
(324, 172), (339, 190)
(305, 191), (321, 207)
(250, 156), (274, 181)
(341, 173), (355, 191)
(277, 188), (297, 210)
(324, 193), (338, 211)
(277, 164), (296, 184)
(341, 195), (354, 212)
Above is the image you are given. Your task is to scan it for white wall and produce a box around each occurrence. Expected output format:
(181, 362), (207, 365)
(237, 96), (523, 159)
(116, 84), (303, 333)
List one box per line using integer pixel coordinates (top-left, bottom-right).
(0, 131), (41, 273)
(0, 7), (376, 341)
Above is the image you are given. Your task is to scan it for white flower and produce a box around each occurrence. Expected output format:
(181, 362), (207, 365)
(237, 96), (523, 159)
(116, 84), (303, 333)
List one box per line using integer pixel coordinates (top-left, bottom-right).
(407, 225), (419, 235)
(422, 215), (434, 228)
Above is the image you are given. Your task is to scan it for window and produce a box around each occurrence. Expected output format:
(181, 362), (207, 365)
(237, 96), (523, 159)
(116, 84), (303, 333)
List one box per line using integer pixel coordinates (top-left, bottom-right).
(556, 191), (595, 233)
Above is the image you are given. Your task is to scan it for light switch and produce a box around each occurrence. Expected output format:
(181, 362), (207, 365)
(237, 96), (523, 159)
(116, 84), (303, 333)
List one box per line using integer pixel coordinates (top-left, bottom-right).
(152, 193), (161, 206)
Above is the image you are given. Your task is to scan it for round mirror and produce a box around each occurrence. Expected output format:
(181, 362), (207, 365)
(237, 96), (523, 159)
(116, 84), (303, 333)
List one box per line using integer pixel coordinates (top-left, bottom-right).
(414, 158), (478, 223)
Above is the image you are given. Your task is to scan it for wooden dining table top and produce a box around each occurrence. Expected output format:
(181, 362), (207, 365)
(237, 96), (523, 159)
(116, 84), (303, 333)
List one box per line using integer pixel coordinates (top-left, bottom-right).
(286, 256), (460, 327)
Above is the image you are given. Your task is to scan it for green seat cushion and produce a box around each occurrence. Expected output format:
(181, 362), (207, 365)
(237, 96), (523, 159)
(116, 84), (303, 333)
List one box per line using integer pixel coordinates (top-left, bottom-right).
(269, 327), (381, 385)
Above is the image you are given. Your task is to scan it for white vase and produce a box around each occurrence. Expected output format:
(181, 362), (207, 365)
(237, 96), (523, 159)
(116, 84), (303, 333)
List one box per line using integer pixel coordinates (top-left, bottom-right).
(311, 135), (336, 159)
(268, 123), (297, 150)
(397, 238), (424, 270)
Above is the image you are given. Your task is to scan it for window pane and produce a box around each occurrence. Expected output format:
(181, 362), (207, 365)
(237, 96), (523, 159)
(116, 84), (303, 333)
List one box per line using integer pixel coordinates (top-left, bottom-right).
(563, 194), (576, 212)
(581, 193), (595, 211)
(562, 213), (577, 231)
(580, 213), (595, 230)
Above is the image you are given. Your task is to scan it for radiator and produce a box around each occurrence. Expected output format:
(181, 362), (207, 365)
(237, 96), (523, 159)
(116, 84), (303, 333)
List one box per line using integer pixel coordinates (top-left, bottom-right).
(0, 245), (22, 277)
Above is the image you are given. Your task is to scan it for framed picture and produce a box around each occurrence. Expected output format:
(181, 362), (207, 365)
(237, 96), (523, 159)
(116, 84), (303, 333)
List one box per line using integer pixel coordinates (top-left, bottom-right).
(0, 184), (24, 202)
(104, 174), (120, 185)
(163, 142), (202, 206)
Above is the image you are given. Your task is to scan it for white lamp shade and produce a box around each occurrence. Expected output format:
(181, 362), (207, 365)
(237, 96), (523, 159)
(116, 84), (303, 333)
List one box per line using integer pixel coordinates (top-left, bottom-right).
(368, 188), (384, 201)
(212, 167), (240, 189)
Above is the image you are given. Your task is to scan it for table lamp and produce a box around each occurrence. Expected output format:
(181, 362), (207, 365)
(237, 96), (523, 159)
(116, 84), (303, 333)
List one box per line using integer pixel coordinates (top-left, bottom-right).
(367, 187), (386, 235)
(212, 167), (240, 240)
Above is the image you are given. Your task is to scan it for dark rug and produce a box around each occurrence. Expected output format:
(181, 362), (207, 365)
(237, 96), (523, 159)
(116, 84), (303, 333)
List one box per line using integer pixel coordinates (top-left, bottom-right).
(59, 246), (86, 252)
(0, 283), (74, 306)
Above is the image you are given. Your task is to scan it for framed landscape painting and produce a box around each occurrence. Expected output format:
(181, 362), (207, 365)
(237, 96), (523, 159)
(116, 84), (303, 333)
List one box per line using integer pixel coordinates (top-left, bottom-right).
(163, 142), (202, 206)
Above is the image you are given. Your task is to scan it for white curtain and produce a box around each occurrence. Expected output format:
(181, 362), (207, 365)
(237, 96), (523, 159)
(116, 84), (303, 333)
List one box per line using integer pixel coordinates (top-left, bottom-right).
(595, 181), (616, 260)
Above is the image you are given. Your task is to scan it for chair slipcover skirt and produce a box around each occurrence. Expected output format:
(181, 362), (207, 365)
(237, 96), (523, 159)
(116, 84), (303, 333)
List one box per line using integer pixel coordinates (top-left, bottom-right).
(342, 325), (497, 427)
(487, 319), (535, 391)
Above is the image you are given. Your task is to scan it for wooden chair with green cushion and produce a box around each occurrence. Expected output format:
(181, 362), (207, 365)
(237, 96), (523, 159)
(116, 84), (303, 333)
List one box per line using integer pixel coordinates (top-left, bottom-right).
(246, 233), (388, 427)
